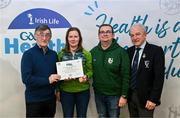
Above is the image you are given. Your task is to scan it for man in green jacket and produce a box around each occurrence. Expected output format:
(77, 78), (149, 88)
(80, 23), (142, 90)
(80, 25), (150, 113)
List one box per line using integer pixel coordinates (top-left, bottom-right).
(90, 24), (130, 118)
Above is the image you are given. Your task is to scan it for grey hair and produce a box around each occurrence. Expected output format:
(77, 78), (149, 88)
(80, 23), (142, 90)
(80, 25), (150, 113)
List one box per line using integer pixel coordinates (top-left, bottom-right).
(34, 24), (52, 37)
(130, 23), (147, 34)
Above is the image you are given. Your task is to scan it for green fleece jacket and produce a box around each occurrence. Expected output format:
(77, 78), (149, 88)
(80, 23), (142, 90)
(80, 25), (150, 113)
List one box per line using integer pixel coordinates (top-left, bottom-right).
(90, 39), (130, 96)
(56, 48), (93, 93)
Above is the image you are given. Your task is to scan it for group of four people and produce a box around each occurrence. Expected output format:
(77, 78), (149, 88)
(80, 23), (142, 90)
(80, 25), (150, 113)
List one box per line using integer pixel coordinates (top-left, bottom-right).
(21, 23), (165, 118)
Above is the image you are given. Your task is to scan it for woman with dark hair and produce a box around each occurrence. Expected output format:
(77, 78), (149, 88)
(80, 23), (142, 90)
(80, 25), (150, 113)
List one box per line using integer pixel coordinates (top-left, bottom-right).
(56, 27), (93, 118)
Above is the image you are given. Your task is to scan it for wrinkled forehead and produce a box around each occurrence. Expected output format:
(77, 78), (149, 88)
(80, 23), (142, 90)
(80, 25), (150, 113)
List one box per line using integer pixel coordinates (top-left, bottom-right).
(130, 25), (146, 34)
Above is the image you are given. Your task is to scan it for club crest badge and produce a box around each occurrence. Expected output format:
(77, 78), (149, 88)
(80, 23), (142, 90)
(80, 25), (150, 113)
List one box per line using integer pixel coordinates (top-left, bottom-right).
(108, 58), (113, 64)
(142, 53), (146, 58)
(144, 60), (150, 68)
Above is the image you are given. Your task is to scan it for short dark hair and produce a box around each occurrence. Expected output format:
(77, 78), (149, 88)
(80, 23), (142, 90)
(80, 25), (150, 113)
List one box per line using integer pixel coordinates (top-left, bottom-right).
(98, 24), (114, 34)
(63, 27), (83, 52)
(34, 24), (52, 37)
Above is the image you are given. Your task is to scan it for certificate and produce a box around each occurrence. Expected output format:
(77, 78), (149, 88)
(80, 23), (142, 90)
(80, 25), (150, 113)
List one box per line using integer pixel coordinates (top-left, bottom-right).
(56, 59), (84, 80)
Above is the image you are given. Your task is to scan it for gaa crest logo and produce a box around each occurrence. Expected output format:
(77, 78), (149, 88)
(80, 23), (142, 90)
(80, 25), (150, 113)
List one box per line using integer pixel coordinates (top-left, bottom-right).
(108, 58), (113, 64)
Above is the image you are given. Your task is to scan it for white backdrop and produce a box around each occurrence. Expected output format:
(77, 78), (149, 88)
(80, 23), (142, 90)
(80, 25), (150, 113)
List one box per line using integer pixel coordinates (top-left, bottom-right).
(0, 0), (179, 117)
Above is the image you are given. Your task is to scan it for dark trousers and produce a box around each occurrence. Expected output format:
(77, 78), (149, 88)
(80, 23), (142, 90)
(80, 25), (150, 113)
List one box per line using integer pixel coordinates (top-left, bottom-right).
(60, 90), (90, 118)
(26, 97), (56, 118)
(128, 90), (154, 118)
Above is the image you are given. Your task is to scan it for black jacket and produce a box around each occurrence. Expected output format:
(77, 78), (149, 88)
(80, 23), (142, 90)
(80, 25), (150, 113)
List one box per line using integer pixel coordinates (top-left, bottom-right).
(127, 42), (165, 107)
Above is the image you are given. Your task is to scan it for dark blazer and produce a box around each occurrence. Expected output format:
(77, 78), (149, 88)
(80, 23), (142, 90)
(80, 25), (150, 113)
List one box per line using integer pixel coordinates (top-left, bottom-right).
(127, 42), (165, 107)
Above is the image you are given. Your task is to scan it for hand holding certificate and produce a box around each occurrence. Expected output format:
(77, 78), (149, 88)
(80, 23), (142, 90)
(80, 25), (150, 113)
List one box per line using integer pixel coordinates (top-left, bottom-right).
(56, 59), (84, 80)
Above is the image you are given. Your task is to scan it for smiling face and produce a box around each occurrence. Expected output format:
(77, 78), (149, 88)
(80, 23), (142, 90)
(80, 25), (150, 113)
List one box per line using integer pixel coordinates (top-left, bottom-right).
(98, 25), (114, 44)
(130, 25), (147, 48)
(64, 27), (82, 52)
(68, 30), (80, 50)
(34, 29), (51, 48)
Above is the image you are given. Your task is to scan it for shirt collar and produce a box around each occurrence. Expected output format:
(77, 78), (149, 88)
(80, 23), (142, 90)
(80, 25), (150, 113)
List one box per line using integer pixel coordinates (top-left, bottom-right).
(36, 44), (49, 54)
(135, 41), (146, 50)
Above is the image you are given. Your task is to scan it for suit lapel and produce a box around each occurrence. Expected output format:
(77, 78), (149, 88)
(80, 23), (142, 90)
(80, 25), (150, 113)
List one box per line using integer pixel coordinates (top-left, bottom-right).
(137, 43), (150, 74)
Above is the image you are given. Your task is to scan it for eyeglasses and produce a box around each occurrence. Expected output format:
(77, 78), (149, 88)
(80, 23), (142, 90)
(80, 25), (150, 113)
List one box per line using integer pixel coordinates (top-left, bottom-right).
(36, 33), (51, 38)
(99, 31), (113, 35)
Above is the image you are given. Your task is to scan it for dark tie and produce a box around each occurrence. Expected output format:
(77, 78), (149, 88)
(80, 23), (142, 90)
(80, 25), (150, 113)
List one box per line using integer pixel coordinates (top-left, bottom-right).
(131, 48), (141, 89)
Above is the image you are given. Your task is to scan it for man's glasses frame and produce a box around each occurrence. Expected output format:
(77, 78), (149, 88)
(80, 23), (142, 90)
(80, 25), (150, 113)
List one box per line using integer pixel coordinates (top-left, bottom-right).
(99, 30), (113, 35)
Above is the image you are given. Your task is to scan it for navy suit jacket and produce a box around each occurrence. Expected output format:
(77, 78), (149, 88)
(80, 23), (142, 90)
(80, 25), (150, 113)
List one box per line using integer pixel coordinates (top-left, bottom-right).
(127, 42), (165, 107)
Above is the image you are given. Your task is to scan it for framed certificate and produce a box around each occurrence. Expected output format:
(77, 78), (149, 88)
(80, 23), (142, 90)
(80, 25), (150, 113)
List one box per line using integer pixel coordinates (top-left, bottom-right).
(56, 59), (84, 80)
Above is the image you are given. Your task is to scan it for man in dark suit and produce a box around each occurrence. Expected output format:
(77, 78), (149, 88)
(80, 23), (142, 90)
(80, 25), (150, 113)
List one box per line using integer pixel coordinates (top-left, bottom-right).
(127, 23), (165, 118)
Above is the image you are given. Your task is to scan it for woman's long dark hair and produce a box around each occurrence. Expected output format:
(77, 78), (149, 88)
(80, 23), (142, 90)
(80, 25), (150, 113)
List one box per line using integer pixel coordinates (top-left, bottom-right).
(63, 27), (83, 52)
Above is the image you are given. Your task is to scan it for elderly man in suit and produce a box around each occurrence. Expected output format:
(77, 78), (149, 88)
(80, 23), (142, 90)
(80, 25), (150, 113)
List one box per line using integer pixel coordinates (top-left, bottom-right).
(127, 23), (165, 118)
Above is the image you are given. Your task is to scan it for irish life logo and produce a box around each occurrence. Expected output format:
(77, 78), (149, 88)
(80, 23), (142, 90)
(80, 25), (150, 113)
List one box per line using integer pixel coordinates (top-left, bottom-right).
(4, 8), (72, 54)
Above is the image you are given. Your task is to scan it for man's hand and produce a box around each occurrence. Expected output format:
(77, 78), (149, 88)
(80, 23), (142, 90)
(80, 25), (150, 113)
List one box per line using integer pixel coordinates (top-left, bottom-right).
(49, 74), (60, 84)
(145, 100), (156, 110)
(119, 96), (127, 107)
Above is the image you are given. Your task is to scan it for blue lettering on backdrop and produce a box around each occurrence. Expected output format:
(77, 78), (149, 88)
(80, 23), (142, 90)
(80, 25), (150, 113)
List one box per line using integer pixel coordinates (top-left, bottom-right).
(164, 37), (180, 79)
(96, 13), (177, 39)
(5, 38), (19, 54)
(4, 8), (70, 53)
(155, 19), (170, 38)
(49, 38), (65, 52)
(96, 14), (153, 37)
(95, 13), (179, 79)
(173, 21), (180, 33)
(5, 32), (65, 54)
(20, 32), (34, 41)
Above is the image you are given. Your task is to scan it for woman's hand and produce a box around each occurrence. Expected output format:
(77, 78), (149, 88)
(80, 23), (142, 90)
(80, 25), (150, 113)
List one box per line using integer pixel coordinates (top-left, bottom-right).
(79, 75), (88, 83)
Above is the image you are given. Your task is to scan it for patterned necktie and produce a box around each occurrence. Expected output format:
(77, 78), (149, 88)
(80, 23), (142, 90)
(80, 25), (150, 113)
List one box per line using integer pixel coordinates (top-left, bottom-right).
(131, 48), (141, 89)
